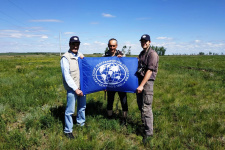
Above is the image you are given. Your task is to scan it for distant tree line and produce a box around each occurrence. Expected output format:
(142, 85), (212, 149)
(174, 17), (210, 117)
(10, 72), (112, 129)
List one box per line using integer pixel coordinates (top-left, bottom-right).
(198, 52), (223, 55)
(122, 45), (131, 56)
(104, 45), (167, 56)
(150, 45), (166, 56)
(104, 45), (132, 56)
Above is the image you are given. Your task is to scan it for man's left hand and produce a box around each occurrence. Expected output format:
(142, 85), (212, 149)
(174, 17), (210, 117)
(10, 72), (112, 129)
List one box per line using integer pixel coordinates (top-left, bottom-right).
(136, 86), (143, 93)
(79, 54), (84, 59)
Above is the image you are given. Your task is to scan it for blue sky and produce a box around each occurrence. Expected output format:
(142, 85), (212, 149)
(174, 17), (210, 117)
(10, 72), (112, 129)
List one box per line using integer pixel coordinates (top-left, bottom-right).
(0, 0), (224, 55)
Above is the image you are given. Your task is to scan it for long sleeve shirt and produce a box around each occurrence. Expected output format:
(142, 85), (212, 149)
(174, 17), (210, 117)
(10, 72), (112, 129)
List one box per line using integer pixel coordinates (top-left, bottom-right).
(60, 51), (83, 91)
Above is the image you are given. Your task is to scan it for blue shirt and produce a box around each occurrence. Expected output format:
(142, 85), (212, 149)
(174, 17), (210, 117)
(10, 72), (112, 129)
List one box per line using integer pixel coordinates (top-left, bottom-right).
(60, 51), (83, 91)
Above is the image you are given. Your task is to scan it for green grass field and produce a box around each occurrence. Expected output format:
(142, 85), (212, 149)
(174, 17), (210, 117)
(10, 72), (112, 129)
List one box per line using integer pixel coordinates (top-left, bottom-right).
(0, 54), (224, 149)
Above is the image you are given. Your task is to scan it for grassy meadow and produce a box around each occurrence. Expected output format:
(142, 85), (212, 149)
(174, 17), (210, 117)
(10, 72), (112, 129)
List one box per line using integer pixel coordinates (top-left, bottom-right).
(0, 54), (224, 149)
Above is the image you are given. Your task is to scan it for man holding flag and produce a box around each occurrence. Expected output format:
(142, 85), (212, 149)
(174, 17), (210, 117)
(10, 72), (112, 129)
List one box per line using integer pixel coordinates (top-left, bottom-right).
(103, 38), (128, 125)
(136, 34), (159, 143)
(60, 36), (86, 139)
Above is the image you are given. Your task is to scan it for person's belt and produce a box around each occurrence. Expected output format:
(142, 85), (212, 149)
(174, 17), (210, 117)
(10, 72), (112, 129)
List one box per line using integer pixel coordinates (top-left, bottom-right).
(148, 79), (154, 81)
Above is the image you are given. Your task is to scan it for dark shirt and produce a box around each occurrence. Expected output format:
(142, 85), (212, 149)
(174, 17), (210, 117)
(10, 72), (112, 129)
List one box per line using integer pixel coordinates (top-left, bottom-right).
(138, 47), (159, 81)
(104, 50), (124, 57)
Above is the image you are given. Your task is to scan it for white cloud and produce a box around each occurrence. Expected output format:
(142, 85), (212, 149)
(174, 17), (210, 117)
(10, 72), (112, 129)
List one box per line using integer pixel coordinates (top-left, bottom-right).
(214, 43), (224, 47)
(156, 37), (167, 40)
(94, 41), (106, 46)
(79, 41), (107, 54)
(0, 29), (48, 39)
(0, 30), (22, 38)
(83, 43), (90, 46)
(195, 40), (201, 43)
(120, 41), (141, 55)
(29, 19), (63, 22)
(41, 35), (48, 39)
(207, 42), (212, 46)
(1, 30), (20, 32)
(1, 30), (224, 55)
(156, 37), (173, 40)
(22, 27), (48, 33)
(156, 41), (225, 55)
(78, 40), (225, 55)
(64, 32), (75, 35)
(102, 13), (116, 18)
(11, 33), (23, 38)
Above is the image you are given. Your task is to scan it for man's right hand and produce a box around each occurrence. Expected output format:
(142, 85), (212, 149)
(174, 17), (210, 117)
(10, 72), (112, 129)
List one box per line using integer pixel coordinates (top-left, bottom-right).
(75, 89), (83, 96)
(79, 54), (84, 59)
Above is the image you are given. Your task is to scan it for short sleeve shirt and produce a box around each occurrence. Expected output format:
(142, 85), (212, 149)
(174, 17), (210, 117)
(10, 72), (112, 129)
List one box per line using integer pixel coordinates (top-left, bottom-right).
(138, 47), (159, 80)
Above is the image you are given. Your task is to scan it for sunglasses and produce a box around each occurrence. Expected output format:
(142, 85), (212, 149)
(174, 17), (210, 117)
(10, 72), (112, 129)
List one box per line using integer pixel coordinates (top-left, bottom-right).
(109, 45), (116, 47)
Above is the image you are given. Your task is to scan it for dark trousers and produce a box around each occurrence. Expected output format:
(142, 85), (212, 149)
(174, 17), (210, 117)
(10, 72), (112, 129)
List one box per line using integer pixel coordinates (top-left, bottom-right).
(107, 91), (128, 111)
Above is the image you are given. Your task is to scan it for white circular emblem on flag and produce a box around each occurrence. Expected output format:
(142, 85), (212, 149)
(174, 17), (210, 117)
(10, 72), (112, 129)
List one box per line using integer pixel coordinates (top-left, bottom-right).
(92, 60), (129, 88)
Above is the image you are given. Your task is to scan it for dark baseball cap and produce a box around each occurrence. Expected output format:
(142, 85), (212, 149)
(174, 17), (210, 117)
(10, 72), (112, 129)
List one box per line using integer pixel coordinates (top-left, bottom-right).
(69, 36), (81, 43)
(139, 34), (151, 41)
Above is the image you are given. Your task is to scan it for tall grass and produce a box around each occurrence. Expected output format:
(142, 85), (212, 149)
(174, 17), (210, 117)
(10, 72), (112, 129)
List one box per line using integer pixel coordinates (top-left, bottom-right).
(0, 54), (224, 149)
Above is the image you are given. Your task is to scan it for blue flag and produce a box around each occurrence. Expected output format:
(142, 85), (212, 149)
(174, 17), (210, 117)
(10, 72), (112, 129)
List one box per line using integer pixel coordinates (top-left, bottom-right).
(79, 57), (139, 94)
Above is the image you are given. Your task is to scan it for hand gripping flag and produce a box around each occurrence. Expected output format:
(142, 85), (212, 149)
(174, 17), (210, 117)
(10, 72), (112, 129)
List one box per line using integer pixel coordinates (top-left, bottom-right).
(79, 57), (139, 94)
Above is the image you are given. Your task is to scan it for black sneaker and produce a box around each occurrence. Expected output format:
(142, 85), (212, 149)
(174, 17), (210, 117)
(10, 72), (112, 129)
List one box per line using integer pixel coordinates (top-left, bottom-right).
(107, 115), (113, 119)
(142, 135), (152, 144)
(65, 133), (75, 139)
(121, 118), (127, 126)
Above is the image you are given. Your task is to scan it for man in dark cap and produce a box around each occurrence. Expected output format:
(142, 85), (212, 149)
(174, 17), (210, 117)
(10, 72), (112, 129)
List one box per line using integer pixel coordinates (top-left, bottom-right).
(136, 34), (159, 143)
(60, 36), (85, 139)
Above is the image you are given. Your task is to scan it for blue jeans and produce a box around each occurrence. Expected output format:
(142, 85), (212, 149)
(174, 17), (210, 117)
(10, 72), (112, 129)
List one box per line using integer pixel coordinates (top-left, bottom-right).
(64, 90), (86, 133)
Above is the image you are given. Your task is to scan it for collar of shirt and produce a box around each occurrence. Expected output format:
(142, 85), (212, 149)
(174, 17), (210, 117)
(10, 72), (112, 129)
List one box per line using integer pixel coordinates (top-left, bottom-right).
(106, 50), (121, 56)
(69, 50), (79, 58)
